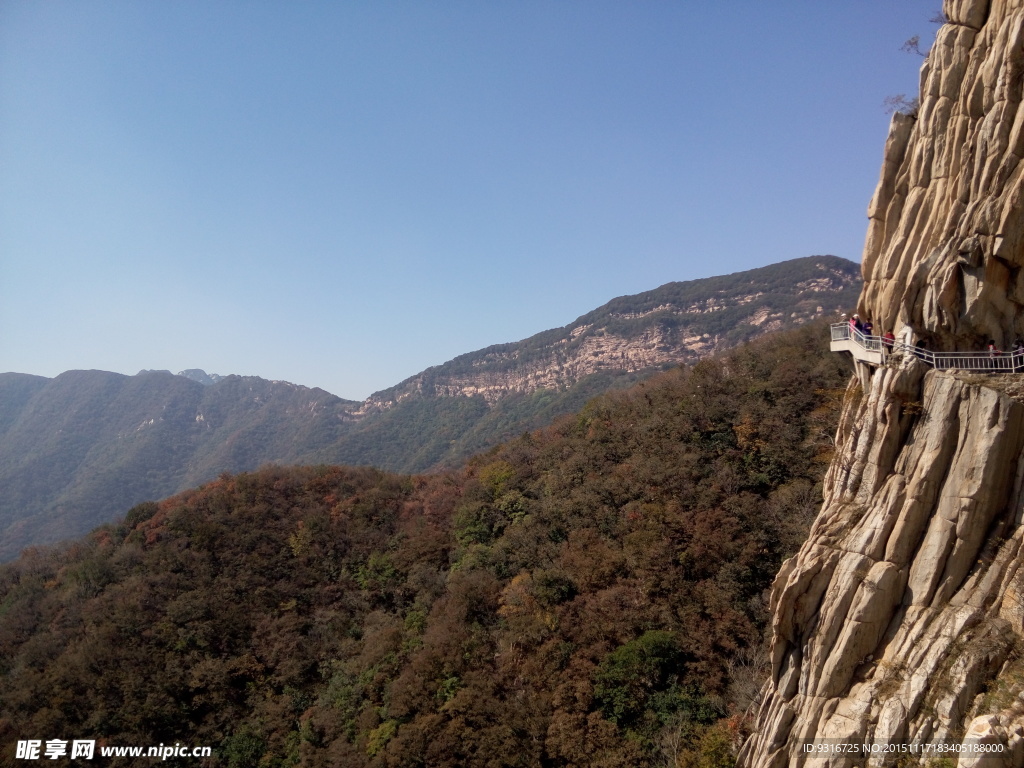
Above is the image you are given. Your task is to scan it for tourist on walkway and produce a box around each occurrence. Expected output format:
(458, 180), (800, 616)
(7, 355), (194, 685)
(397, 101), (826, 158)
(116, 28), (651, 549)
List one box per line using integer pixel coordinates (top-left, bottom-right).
(988, 340), (1001, 370)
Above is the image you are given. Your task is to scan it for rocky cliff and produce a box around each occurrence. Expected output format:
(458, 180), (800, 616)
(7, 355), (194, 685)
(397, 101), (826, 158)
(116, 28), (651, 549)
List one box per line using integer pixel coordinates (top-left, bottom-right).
(361, 255), (859, 410)
(742, 1), (1024, 765)
(861, 0), (1024, 350)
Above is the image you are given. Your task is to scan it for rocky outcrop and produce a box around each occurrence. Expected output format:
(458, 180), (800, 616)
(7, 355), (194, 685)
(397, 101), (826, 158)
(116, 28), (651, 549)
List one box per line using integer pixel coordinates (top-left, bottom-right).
(742, 1), (1024, 764)
(740, 361), (1024, 766)
(861, 0), (1024, 350)
(362, 324), (713, 408)
(360, 256), (860, 411)
(425, 325), (685, 402)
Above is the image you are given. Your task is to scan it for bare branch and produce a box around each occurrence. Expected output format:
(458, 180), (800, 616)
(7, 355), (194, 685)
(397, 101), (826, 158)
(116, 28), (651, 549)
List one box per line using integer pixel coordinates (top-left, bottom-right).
(900, 35), (926, 57)
(883, 94), (920, 117)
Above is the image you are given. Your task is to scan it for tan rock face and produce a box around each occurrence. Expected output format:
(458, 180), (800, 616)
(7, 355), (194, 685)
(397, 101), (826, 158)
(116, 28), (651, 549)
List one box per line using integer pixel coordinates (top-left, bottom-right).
(360, 284), (852, 411)
(741, 365), (1024, 766)
(862, 0), (1024, 351)
(742, 1), (1024, 764)
(427, 325), (689, 403)
(356, 324), (702, 411)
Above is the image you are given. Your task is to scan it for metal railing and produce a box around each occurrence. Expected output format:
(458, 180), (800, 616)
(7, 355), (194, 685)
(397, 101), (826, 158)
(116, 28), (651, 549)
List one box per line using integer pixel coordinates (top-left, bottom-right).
(830, 323), (1024, 372)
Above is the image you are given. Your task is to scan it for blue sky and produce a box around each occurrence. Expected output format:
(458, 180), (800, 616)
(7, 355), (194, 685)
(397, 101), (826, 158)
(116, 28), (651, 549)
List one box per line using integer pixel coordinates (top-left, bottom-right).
(1, 1), (939, 400)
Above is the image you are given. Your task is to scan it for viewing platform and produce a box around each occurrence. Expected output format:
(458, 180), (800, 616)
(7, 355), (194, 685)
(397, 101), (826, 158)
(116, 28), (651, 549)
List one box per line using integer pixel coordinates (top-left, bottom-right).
(830, 323), (1023, 372)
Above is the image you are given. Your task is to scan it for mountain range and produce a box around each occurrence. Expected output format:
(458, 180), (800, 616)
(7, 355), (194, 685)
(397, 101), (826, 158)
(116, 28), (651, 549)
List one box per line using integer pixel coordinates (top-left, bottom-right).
(9, 6), (1024, 764)
(0, 321), (853, 767)
(0, 255), (860, 559)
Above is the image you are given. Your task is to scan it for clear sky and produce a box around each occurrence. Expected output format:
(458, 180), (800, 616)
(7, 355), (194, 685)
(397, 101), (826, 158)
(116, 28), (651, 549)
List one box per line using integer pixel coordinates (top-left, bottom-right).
(1, 1), (940, 400)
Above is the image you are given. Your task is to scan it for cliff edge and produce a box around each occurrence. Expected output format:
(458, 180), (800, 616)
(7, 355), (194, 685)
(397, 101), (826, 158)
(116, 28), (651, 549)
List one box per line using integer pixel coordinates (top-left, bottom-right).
(741, 1), (1024, 765)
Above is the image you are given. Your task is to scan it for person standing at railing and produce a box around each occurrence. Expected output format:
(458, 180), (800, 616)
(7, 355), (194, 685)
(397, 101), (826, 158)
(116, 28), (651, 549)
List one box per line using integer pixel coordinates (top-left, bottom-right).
(863, 320), (874, 336)
(851, 314), (863, 334)
(883, 331), (895, 353)
(1014, 339), (1024, 373)
(988, 340), (1001, 370)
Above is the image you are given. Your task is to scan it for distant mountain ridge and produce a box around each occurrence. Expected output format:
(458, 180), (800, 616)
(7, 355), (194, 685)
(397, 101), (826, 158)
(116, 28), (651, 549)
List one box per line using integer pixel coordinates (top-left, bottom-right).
(0, 370), (359, 560)
(362, 255), (859, 411)
(0, 255), (860, 558)
(0, 322), (854, 767)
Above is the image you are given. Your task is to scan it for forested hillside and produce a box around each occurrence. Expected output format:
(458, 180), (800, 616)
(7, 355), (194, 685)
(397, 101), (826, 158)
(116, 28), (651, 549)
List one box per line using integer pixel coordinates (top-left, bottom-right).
(332, 256), (857, 474)
(0, 371), (358, 561)
(0, 323), (851, 767)
(0, 257), (859, 559)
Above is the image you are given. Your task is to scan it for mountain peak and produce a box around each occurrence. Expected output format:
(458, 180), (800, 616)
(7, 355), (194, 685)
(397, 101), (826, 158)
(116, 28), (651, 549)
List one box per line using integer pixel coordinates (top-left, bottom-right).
(176, 369), (225, 386)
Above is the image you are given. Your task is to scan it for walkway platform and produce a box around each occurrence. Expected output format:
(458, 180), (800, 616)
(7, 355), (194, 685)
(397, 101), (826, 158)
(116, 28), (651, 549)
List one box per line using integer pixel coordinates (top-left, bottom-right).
(829, 323), (1023, 372)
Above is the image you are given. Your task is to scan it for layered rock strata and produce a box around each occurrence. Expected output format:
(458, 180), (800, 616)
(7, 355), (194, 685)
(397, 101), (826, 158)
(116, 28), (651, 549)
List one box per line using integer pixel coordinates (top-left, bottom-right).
(361, 259), (857, 411)
(742, 1), (1024, 764)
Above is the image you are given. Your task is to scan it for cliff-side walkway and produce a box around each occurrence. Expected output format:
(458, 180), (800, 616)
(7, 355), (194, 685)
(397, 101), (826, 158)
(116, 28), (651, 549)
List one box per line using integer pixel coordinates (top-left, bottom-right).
(830, 323), (1023, 372)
